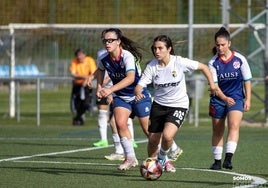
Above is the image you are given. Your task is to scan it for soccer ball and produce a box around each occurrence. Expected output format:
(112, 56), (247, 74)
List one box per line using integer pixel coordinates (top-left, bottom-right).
(140, 157), (163, 180)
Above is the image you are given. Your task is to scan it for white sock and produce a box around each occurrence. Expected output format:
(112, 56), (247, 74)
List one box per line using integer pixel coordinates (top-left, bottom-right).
(112, 133), (123, 154)
(121, 137), (136, 158)
(127, 118), (134, 142)
(226, 141), (237, 154)
(212, 146), (223, 160)
(158, 147), (170, 161)
(157, 144), (169, 161)
(98, 109), (108, 141)
(171, 141), (179, 152)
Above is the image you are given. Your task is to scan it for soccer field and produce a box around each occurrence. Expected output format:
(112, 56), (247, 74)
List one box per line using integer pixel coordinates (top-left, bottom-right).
(0, 122), (267, 188)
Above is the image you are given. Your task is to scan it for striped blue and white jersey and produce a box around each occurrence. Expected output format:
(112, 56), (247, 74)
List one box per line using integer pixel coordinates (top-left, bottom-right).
(97, 49), (142, 102)
(208, 51), (252, 100)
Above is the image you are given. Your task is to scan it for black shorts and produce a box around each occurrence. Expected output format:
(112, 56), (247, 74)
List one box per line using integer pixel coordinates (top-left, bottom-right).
(96, 97), (109, 105)
(149, 101), (188, 133)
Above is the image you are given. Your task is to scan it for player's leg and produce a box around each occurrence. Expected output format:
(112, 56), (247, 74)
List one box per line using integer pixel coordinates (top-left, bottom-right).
(169, 140), (183, 162)
(113, 97), (138, 170)
(159, 122), (178, 173)
(127, 118), (138, 148)
(148, 132), (162, 157)
(105, 114), (124, 161)
(158, 107), (187, 173)
(210, 117), (225, 170)
(223, 106), (243, 170)
(93, 98), (109, 147)
(209, 97), (226, 170)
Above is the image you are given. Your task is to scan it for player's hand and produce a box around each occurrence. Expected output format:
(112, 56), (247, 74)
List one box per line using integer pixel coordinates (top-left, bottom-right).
(96, 89), (102, 99)
(224, 97), (235, 106)
(106, 95), (113, 105)
(208, 85), (218, 96)
(135, 93), (145, 101)
(134, 85), (144, 101)
(99, 88), (112, 98)
(85, 76), (93, 88)
(244, 99), (251, 112)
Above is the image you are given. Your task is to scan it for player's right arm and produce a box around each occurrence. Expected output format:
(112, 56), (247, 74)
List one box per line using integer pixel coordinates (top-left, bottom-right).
(96, 68), (105, 98)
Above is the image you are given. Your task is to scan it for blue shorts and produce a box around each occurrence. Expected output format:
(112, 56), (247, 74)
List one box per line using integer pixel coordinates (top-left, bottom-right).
(209, 97), (244, 119)
(113, 90), (151, 118)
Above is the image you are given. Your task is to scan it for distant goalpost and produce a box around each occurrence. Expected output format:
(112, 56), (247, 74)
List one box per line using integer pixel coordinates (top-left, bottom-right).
(0, 23), (264, 126)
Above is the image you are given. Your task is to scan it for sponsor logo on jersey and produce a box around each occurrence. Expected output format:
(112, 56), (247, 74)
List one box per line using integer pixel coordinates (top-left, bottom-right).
(109, 72), (125, 79)
(219, 72), (239, 80)
(154, 81), (180, 88)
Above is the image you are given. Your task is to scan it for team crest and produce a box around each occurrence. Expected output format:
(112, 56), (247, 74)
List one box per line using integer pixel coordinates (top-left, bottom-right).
(172, 71), (177, 77)
(233, 61), (240, 69)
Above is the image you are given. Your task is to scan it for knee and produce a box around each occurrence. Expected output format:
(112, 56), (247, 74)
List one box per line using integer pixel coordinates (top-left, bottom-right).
(162, 133), (173, 144)
(115, 121), (128, 131)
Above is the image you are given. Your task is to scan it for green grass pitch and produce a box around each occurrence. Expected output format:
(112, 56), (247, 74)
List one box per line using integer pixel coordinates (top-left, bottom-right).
(0, 123), (267, 188)
(0, 85), (267, 187)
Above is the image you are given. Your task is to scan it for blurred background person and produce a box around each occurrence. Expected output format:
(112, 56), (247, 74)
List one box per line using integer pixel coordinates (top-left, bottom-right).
(69, 48), (97, 125)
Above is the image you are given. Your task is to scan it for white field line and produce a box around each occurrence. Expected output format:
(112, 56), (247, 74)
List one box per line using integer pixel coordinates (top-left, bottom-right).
(0, 139), (148, 162)
(14, 160), (117, 166)
(182, 167), (267, 188)
(11, 161), (268, 187)
(0, 137), (266, 187)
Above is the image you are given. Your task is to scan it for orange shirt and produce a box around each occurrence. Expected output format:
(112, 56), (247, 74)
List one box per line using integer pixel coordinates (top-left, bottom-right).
(69, 56), (97, 85)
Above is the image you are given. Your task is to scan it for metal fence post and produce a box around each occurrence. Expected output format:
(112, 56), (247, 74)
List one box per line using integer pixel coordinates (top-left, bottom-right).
(37, 78), (40, 126)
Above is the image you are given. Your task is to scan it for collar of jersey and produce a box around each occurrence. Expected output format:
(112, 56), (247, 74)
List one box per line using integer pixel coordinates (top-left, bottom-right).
(218, 50), (234, 64)
(109, 48), (122, 62)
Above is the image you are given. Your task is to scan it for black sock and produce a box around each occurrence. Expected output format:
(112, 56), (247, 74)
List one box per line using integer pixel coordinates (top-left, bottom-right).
(214, 159), (221, 165)
(225, 153), (233, 161)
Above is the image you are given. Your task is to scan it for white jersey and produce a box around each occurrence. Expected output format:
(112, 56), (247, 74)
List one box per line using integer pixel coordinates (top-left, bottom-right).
(138, 55), (199, 108)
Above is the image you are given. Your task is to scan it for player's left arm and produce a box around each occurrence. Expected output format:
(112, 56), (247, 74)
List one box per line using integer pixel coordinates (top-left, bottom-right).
(240, 56), (252, 112)
(243, 80), (251, 112)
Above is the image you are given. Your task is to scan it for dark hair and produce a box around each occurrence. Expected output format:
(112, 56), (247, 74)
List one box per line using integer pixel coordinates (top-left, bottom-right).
(214, 27), (231, 41)
(74, 48), (86, 56)
(101, 28), (142, 61)
(212, 46), (217, 55)
(151, 35), (175, 56)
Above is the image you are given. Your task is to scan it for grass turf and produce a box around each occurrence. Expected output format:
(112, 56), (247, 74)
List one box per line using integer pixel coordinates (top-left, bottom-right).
(0, 84), (267, 187)
(0, 123), (267, 188)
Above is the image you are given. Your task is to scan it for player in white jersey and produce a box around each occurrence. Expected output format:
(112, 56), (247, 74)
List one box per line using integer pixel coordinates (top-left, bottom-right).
(96, 28), (151, 171)
(208, 27), (252, 170)
(135, 35), (216, 173)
